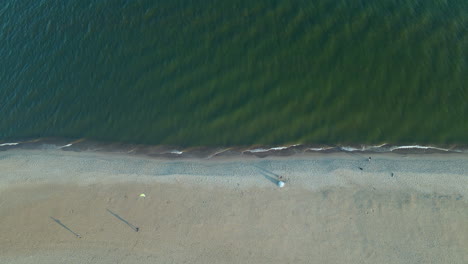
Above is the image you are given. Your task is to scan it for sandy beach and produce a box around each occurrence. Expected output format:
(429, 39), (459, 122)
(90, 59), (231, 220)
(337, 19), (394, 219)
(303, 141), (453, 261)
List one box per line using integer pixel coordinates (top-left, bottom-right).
(0, 149), (467, 263)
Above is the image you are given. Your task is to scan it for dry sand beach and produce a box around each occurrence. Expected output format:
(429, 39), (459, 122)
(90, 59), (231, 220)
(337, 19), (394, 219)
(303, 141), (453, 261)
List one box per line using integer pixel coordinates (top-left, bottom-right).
(0, 149), (467, 263)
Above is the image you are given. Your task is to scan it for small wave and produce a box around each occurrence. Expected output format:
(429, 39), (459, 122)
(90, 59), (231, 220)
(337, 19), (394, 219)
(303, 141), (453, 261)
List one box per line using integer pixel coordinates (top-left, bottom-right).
(307, 147), (334, 151)
(389, 145), (452, 152)
(339, 146), (360, 152)
(245, 147), (287, 153)
(339, 143), (388, 152)
(244, 144), (300, 153)
(206, 148), (232, 159)
(0, 142), (19, 146)
(0, 137), (465, 157)
(336, 144), (462, 153)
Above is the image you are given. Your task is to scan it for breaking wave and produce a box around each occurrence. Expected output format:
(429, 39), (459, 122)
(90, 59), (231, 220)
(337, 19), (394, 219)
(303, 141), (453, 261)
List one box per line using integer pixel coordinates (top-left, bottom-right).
(1, 138), (466, 159)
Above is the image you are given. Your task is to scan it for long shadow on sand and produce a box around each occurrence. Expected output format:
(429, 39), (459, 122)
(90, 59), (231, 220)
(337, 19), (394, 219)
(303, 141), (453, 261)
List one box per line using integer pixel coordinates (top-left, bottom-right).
(50, 217), (81, 238)
(253, 165), (281, 186)
(106, 209), (139, 232)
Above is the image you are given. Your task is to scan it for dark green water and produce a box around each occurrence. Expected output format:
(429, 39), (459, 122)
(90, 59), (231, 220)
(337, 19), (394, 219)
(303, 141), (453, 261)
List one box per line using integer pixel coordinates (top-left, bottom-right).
(1, 0), (467, 147)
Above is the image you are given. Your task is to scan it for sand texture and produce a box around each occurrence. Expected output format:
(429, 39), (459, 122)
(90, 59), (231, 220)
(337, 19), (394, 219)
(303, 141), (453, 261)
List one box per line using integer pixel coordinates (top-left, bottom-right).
(0, 150), (467, 263)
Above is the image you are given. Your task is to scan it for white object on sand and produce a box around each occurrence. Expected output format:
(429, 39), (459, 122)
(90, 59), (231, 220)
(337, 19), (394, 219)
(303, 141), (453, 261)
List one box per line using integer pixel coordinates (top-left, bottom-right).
(139, 193), (146, 198)
(278, 181), (285, 188)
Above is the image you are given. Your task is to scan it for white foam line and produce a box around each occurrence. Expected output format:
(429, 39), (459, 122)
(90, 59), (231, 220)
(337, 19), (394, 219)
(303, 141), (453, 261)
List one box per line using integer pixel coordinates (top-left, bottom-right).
(367, 143), (388, 148)
(169, 150), (183, 155)
(244, 144), (300, 153)
(339, 143), (387, 152)
(245, 147), (284, 153)
(339, 146), (361, 152)
(127, 148), (137, 154)
(0, 142), (19, 147)
(307, 147), (334, 151)
(206, 148), (232, 159)
(389, 145), (450, 152)
(59, 143), (73, 149)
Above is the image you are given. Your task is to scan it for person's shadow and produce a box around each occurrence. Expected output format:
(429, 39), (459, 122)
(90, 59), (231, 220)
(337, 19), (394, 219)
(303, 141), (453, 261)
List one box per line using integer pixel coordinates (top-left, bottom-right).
(50, 217), (81, 238)
(106, 209), (139, 232)
(253, 165), (282, 186)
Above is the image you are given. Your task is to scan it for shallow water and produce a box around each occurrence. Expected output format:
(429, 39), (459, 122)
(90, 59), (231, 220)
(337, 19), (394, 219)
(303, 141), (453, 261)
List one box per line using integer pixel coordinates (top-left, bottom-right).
(1, 0), (467, 146)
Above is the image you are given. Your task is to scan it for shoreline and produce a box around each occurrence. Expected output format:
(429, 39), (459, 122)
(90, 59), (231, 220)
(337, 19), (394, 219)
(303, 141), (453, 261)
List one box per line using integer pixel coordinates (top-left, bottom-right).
(1, 148), (468, 194)
(1, 149), (467, 263)
(1, 149), (467, 198)
(1, 137), (467, 160)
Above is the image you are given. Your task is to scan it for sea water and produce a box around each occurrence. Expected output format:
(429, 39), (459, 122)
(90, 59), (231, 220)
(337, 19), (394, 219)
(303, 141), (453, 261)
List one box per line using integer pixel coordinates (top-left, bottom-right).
(1, 0), (467, 147)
